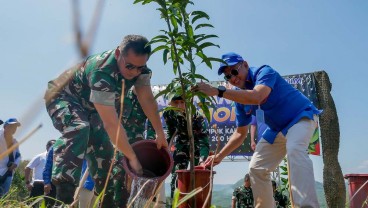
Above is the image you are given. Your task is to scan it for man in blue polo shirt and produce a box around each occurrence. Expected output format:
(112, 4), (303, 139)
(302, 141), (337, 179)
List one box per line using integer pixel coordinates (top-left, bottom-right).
(194, 52), (321, 208)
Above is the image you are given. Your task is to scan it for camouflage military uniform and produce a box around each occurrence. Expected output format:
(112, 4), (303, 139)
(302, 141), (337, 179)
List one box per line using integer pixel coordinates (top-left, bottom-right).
(232, 186), (254, 208)
(45, 50), (151, 206)
(113, 87), (155, 208)
(163, 109), (210, 198)
(274, 190), (288, 208)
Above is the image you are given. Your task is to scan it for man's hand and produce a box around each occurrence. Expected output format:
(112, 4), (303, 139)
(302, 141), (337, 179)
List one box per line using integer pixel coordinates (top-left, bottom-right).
(129, 156), (143, 176)
(155, 133), (168, 149)
(8, 163), (17, 171)
(44, 184), (52, 195)
(251, 141), (256, 151)
(191, 81), (218, 96)
(26, 183), (33, 191)
(203, 154), (223, 168)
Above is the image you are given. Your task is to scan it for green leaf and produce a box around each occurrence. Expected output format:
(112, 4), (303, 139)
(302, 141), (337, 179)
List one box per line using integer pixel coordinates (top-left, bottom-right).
(163, 48), (169, 64)
(195, 23), (214, 30)
(203, 57), (212, 68)
(191, 11), (210, 24)
(190, 73), (208, 81)
(172, 188), (180, 208)
(195, 34), (218, 44)
(151, 35), (169, 41)
(279, 166), (287, 172)
(199, 42), (220, 49)
(151, 45), (170, 55)
(148, 38), (169, 46)
(170, 14), (178, 31)
(177, 187), (203, 207)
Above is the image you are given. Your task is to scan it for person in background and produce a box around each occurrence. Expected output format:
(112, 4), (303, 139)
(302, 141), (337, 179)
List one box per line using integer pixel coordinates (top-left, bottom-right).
(232, 173), (254, 208)
(249, 115), (268, 151)
(163, 95), (210, 199)
(43, 145), (57, 207)
(78, 160), (96, 208)
(195, 52), (321, 207)
(0, 118), (21, 198)
(44, 34), (167, 206)
(272, 180), (288, 208)
(25, 139), (55, 206)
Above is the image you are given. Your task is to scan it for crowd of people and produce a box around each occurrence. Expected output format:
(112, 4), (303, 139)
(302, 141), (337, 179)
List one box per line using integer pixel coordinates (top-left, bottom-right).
(0, 34), (321, 208)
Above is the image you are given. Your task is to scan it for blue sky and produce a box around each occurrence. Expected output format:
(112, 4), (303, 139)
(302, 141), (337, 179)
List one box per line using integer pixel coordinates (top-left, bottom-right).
(1, 0), (367, 185)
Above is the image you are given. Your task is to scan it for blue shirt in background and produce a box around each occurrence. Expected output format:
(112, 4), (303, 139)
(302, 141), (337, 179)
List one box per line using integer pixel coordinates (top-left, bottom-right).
(42, 147), (53, 185)
(81, 160), (94, 191)
(42, 147), (94, 191)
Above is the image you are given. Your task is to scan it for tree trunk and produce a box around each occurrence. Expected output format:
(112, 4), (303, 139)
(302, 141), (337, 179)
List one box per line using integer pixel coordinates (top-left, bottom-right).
(314, 71), (346, 208)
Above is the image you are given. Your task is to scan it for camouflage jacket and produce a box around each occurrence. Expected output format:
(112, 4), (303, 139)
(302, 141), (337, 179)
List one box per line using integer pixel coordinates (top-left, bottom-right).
(163, 109), (209, 151)
(232, 186), (254, 208)
(120, 88), (149, 142)
(45, 50), (151, 113)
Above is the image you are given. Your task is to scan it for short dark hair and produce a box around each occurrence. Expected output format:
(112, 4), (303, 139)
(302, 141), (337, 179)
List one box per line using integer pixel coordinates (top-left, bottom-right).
(0, 120), (3, 125)
(119, 35), (151, 57)
(244, 173), (250, 181)
(46, 139), (56, 149)
(272, 180), (277, 188)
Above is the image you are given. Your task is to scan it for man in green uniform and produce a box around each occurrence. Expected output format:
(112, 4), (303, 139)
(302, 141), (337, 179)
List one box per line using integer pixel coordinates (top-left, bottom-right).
(44, 35), (167, 206)
(232, 173), (254, 208)
(163, 95), (210, 199)
(272, 180), (288, 208)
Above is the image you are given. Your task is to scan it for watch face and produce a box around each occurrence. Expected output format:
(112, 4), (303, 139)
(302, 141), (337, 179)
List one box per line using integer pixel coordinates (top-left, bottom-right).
(218, 86), (226, 91)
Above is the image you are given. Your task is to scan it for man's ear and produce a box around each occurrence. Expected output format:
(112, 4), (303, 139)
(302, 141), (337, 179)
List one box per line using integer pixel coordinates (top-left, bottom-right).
(243, 61), (249, 69)
(114, 47), (120, 59)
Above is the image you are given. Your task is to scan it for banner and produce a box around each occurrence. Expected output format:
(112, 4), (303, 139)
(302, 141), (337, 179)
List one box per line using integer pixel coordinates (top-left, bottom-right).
(152, 72), (321, 157)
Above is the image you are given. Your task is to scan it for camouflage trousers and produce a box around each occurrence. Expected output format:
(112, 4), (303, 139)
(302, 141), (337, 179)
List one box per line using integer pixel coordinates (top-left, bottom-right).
(112, 152), (129, 208)
(111, 137), (144, 208)
(46, 96), (115, 205)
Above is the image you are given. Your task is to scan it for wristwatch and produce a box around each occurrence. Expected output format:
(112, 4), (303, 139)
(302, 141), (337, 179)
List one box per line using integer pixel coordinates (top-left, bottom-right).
(217, 86), (226, 98)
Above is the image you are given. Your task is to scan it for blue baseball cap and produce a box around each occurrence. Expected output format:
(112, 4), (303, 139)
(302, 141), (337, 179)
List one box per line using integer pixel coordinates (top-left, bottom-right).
(218, 52), (244, 75)
(4, 118), (21, 127)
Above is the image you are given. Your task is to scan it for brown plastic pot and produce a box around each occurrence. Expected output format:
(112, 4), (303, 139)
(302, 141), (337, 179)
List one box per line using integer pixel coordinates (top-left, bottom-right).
(122, 140), (173, 182)
(176, 168), (215, 208)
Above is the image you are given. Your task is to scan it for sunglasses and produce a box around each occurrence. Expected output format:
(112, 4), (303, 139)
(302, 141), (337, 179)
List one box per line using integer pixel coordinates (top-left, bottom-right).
(125, 63), (147, 72)
(122, 56), (147, 72)
(224, 62), (242, 81)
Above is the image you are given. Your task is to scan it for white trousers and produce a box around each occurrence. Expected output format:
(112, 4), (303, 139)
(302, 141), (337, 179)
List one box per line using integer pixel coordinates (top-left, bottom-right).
(249, 116), (320, 208)
(79, 187), (97, 208)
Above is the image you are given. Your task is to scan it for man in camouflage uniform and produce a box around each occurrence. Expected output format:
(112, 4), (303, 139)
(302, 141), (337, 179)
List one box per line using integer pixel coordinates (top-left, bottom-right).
(232, 173), (254, 208)
(272, 180), (288, 208)
(44, 35), (167, 206)
(163, 95), (210, 199)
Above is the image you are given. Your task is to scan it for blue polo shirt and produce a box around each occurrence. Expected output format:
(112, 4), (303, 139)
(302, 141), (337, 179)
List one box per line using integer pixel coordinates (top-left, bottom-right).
(235, 65), (322, 144)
